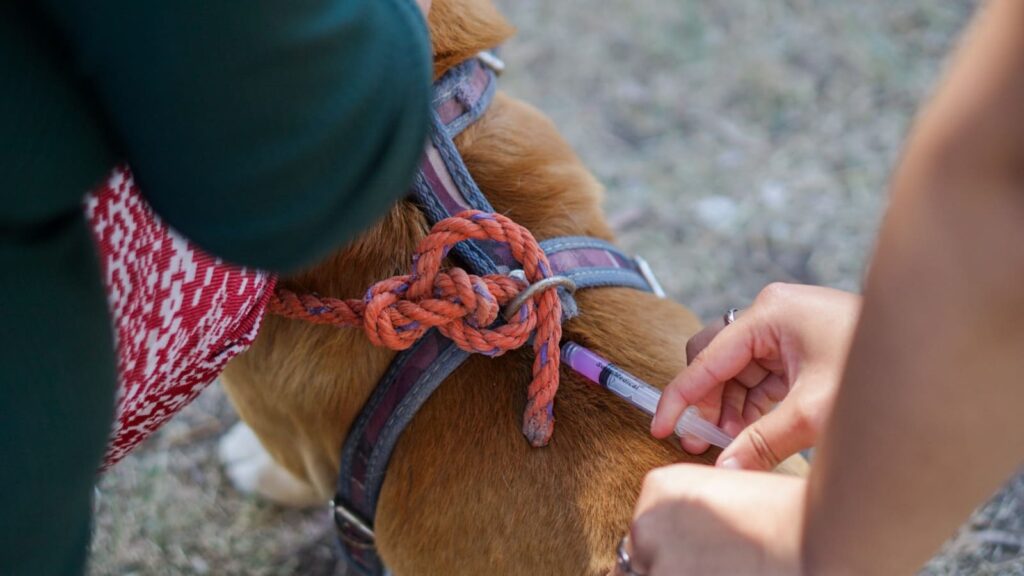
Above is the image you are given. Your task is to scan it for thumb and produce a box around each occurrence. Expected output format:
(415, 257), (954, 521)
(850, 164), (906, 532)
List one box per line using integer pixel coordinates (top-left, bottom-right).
(715, 402), (813, 472)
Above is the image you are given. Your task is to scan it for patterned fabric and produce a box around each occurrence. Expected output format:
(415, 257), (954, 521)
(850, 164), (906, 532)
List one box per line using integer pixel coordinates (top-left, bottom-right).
(86, 166), (275, 468)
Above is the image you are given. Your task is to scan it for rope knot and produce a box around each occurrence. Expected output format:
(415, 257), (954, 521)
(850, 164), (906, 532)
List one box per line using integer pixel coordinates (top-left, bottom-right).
(269, 210), (566, 447)
(360, 269), (530, 355)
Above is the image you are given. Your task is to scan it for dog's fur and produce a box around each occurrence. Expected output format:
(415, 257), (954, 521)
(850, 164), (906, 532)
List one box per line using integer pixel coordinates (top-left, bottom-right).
(221, 1), (803, 573)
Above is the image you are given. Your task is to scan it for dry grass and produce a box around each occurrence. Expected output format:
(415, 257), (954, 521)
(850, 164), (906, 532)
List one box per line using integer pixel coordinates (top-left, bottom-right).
(90, 0), (1023, 574)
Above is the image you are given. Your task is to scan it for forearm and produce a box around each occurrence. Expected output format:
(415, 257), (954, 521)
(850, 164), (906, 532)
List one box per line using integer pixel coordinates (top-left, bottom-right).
(39, 0), (432, 272)
(803, 1), (1024, 573)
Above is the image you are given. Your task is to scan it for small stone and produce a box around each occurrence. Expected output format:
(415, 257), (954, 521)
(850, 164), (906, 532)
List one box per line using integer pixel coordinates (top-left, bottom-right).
(695, 195), (740, 233)
(190, 555), (210, 574)
(760, 181), (788, 209)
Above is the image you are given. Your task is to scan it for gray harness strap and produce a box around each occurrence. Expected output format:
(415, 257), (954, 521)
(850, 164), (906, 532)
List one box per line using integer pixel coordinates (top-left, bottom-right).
(333, 53), (664, 576)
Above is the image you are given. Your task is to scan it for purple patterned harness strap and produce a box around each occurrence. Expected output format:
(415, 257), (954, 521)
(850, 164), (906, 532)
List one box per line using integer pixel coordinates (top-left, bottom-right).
(333, 53), (665, 576)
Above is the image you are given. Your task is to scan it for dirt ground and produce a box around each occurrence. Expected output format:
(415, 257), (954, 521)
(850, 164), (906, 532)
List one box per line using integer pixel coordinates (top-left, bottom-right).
(90, 0), (1024, 574)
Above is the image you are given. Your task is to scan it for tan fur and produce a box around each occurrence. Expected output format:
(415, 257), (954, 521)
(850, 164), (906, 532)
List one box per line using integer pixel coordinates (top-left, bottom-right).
(222, 2), (799, 573)
(427, 0), (515, 80)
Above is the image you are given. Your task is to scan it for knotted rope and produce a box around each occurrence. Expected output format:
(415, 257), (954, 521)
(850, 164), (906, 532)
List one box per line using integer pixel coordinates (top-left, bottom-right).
(268, 210), (563, 447)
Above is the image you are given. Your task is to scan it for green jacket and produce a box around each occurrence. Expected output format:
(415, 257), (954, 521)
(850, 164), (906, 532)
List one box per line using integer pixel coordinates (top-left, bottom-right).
(0, 0), (431, 573)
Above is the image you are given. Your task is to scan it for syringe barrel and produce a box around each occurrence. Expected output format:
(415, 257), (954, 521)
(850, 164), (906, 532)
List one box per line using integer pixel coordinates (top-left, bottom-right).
(604, 370), (660, 416)
(561, 342), (733, 448)
(562, 342), (661, 416)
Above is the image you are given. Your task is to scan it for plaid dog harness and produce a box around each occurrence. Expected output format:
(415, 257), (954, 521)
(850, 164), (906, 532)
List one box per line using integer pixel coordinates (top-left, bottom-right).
(323, 53), (666, 575)
(86, 167), (276, 469)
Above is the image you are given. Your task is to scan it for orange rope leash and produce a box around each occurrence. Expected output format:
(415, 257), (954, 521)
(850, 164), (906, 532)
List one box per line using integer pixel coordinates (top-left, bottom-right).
(268, 210), (563, 447)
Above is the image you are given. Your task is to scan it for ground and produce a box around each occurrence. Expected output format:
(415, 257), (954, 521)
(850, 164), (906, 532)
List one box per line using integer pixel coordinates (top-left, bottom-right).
(90, 0), (1024, 574)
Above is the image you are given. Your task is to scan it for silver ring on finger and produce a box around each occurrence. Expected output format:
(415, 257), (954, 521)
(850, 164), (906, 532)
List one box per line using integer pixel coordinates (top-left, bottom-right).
(724, 307), (740, 326)
(617, 535), (646, 576)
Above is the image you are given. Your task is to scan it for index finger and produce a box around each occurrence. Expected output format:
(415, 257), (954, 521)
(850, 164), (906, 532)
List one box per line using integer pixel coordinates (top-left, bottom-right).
(651, 316), (760, 438)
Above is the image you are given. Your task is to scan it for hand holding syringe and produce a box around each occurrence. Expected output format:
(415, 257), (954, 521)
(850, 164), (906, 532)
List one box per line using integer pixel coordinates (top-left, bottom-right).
(561, 342), (735, 449)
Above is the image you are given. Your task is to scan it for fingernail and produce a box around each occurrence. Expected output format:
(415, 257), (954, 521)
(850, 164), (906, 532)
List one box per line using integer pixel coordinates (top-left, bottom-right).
(718, 457), (742, 470)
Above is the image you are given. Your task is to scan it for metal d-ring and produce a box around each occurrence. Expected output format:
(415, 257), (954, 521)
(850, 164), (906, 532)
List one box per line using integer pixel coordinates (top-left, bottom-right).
(502, 275), (577, 322)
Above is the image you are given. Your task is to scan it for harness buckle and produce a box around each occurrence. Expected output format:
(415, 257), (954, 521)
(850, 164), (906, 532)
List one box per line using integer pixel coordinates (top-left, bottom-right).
(332, 499), (376, 549)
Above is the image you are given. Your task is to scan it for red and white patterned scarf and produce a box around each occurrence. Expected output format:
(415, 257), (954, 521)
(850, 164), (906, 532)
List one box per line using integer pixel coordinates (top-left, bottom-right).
(86, 166), (275, 468)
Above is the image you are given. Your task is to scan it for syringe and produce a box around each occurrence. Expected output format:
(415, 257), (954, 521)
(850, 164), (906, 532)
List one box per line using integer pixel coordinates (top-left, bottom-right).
(561, 341), (734, 449)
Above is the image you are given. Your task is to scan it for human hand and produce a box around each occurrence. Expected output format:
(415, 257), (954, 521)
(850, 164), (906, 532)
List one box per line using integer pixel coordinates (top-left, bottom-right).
(620, 464), (805, 576)
(651, 283), (860, 469)
(416, 0), (431, 16)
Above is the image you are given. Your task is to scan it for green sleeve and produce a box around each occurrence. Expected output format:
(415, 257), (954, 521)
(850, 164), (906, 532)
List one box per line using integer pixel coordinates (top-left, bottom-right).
(42, 0), (433, 272)
(0, 1), (431, 574)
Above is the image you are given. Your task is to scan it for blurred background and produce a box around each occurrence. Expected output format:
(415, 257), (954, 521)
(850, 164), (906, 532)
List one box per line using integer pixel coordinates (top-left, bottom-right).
(90, 0), (1024, 574)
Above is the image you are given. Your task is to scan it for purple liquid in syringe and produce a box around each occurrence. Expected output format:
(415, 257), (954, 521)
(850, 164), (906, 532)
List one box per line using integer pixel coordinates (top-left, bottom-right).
(561, 341), (735, 448)
(562, 342), (661, 416)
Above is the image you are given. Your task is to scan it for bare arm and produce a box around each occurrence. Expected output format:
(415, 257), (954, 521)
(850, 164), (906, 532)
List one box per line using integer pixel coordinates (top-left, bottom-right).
(804, 1), (1024, 573)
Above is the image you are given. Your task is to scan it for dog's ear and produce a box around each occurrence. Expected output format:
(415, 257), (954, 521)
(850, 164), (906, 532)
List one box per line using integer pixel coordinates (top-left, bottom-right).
(428, 0), (515, 79)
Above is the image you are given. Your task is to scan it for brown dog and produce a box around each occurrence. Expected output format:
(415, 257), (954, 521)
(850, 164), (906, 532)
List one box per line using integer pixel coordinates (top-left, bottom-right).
(219, 1), (804, 573)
